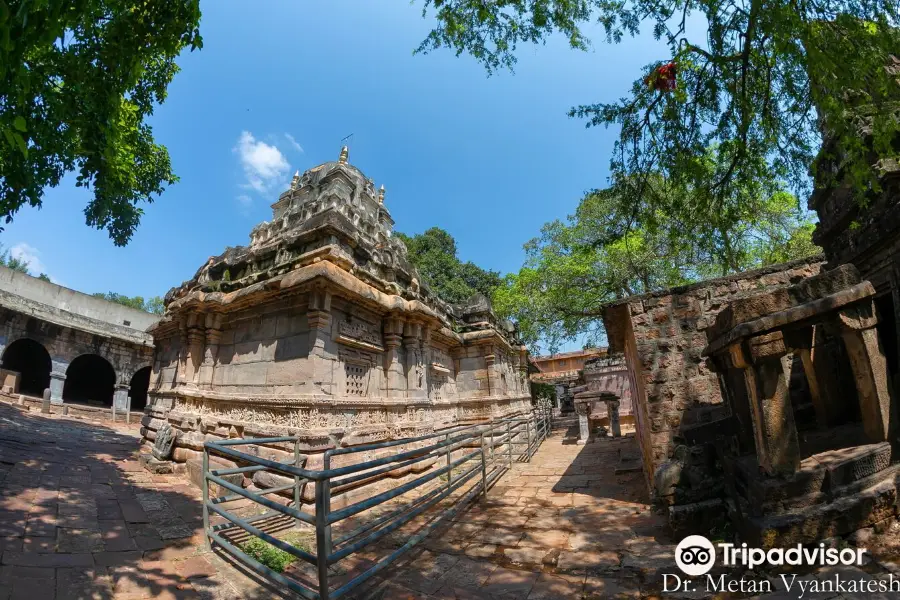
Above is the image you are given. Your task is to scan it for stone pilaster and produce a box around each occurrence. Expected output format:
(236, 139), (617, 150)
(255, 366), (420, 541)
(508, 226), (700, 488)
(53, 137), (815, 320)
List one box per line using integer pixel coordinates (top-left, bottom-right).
(184, 312), (206, 387)
(202, 313), (224, 388)
(729, 332), (800, 476)
(176, 317), (189, 385)
(837, 301), (894, 445)
(483, 346), (495, 397)
(307, 287), (334, 396)
(383, 315), (405, 398)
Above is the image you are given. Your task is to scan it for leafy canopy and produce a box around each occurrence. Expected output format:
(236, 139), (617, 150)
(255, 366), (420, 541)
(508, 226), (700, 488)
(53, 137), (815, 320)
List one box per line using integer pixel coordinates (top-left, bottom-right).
(396, 227), (503, 305)
(0, 0), (202, 245)
(493, 181), (820, 352)
(417, 1), (900, 233)
(92, 291), (164, 315)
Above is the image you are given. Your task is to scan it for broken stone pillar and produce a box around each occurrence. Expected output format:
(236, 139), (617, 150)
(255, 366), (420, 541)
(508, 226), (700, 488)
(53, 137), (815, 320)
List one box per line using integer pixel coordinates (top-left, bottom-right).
(791, 325), (844, 429)
(383, 316), (406, 397)
(113, 384), (130, 411)
(729, 332), (801, 476)
(575, 401), (592, 445)
(837, 301), (894, 444)
(41, 388), (51, 414)
(607, 399), (622, 437)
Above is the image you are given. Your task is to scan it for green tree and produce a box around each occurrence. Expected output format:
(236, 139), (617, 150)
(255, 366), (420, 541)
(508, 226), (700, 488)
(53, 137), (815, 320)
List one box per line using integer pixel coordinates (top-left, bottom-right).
(0, 1), (202, 246)
(0, 242), (28, 273)
(396, 227), (502, 304)
(37, 273), (51, 282)
(494, 182), (820, 352)
(92, 292), (165, 314)
(416, 2), (900, 237)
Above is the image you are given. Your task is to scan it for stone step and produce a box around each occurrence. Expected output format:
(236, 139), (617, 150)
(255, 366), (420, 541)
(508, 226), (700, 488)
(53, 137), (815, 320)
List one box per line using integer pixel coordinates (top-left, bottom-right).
(733, 442), (893, 517)
(186, 457), (243, 498)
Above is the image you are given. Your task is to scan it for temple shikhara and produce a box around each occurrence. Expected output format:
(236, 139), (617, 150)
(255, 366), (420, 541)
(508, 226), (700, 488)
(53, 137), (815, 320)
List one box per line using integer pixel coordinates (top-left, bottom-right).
(141, 147), (532, 472)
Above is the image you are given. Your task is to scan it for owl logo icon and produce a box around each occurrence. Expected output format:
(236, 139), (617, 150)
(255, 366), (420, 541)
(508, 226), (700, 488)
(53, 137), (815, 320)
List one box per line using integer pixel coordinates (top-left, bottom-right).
(675, 535), (716, 576)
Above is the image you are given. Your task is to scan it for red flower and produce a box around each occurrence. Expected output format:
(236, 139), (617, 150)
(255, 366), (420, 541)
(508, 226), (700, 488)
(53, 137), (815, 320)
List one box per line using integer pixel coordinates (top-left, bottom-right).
(645, 62), (677, 91)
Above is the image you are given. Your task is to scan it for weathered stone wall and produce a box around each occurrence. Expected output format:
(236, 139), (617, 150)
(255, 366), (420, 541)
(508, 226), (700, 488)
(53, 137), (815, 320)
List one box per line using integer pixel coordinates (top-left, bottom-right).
(602, 256), (826, 499)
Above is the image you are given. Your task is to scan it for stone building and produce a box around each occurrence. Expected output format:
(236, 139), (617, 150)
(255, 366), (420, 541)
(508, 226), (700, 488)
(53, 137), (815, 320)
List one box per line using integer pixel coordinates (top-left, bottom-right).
(571, 354), (633, 443)
(601, 257), (825, 525)
(530, 348), (606, 412)
(0, 266), (157, 416)
(141, 148), (532, 472)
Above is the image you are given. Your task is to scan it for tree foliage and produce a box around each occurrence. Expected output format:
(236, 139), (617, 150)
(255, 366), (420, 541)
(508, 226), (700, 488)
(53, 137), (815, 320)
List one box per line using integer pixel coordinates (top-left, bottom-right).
(0, 0), (203, 246)
(493, 182), (820, 352)
(0, 242), (28, 272)
(92, 291), (164, 314)
(396, 227), (503, 305)
(417, 1), (900, 235)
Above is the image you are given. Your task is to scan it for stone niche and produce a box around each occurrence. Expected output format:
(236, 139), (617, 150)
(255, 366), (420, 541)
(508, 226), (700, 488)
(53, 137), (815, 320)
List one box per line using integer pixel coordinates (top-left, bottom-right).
(141, 148), (532, 501)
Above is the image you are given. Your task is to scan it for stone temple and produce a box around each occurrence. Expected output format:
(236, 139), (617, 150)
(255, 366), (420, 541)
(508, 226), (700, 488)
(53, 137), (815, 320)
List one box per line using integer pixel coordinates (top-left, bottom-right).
(141, 147), (532, 472)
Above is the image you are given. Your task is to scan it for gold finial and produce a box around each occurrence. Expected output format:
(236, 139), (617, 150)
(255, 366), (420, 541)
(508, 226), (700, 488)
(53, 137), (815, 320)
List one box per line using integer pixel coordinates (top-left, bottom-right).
(378, 184), (385, 204)
(339, 146), (349, 164)
(290, 170), (300, 189)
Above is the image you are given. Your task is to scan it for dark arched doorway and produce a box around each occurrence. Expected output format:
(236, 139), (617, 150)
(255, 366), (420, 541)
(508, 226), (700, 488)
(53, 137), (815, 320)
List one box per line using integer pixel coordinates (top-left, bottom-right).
(129, 366), (151, 411)
(63, 354), (116, 407)
(1, 338), (51, 396)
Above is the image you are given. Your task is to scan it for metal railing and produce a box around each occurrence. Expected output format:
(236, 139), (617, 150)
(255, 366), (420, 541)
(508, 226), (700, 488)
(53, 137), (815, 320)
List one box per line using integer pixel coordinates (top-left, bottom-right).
(202, 407), (552, 600)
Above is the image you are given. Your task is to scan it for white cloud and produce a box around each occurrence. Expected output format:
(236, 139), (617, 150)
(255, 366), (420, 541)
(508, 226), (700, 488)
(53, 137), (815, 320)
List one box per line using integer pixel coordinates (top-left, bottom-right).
(10, 243), (48, 276)
(233, 131), (290, 193)
(284, 133), (304, 153)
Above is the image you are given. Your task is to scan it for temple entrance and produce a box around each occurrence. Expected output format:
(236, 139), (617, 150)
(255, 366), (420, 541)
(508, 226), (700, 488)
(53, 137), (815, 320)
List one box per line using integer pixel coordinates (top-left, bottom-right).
(1, 338), (51, 396)
(129, 366), (151, 411)
(63, 354), (116, 407)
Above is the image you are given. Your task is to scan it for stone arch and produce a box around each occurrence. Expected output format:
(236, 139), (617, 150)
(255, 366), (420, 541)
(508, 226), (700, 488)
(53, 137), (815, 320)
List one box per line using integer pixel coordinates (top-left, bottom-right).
(63, 353), (116, 407)
(1, 337), (51, 396)
(128, 365), (152, 411)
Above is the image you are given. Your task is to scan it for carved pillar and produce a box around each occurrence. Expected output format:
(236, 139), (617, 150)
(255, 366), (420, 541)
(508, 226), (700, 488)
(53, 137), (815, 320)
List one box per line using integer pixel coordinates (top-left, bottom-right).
(730, 331), (800, 476)
(203, 313), (224, 388)
(403, 321), (426, 400)
(575, 401), (592, 445)
(790, 325), (843, 429)
(606, 399), (621, 437)
(383, 315), (405, 398)
(837, 301), (894, 444)
(421, 326), (432, 400)
(483, 346), (495, 397)
(176, 317), (189, 385)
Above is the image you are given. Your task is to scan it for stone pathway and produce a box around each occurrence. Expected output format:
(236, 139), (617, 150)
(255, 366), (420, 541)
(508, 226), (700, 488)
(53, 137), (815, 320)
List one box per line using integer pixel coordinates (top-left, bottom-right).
(5, 401), (900, 600)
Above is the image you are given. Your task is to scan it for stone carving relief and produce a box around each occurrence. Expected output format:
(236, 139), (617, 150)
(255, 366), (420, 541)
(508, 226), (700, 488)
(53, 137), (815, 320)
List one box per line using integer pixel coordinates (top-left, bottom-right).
(336, 319), (384, 351)
(152, 423), (177, 460)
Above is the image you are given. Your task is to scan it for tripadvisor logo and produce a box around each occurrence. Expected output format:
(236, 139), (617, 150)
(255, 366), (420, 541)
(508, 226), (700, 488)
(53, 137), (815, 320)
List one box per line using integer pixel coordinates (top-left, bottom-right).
(674, 534), (868, 576)
(675, 535), (716, 576)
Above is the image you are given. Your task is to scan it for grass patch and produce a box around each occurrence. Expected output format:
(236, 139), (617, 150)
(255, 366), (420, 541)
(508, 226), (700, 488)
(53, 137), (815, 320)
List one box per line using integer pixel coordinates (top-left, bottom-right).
(240, 530), (316, 573)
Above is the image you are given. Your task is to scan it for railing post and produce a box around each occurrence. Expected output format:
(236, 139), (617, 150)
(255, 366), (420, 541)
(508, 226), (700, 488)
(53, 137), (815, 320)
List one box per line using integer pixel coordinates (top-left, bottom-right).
(315, 456), (333, 600)
(489, 420), (495, 463)
(525, 418), (532, 461)
(294, 438), (302, 526)
(506, 421), (513, 468)
(445, 433), (452, 492)
(480, 433), (488, 499)
(201, 447), (210, 550)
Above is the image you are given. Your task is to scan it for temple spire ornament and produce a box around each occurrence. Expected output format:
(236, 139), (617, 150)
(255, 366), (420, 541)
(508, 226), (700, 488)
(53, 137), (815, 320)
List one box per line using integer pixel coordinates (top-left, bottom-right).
(378, 184), (385, 204)
(339, 145), (349, 164)
(290, 170), (300, 190)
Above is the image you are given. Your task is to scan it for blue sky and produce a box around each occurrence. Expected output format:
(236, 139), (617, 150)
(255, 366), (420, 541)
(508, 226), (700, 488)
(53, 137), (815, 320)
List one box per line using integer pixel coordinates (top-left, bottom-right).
(3, 2), (673, 348)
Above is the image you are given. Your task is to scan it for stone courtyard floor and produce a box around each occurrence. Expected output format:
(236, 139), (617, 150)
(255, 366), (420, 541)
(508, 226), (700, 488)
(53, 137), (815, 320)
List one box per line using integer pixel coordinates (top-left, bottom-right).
(3, 401), (900, 600)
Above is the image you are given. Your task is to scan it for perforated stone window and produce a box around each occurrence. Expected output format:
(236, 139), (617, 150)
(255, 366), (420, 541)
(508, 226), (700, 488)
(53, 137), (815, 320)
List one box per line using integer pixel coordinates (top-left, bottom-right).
(429, 374), (448, 400)
(345, 363), (368, 396)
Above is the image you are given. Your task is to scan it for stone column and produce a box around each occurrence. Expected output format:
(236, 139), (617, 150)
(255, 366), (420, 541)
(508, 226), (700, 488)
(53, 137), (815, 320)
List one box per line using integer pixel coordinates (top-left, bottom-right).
(383, 316), (405, 398)
(575, 401), (592, 445)
(49, 370), (66, 405)
(483, 346), (495, 397)
(403, 321), (426, 400)
(792, 325), (843, 429)
(729, 331), (800, 476)
(175, 317), (189, 385)
(606, 399), (622, 437)
(837, 301), (894, 444)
